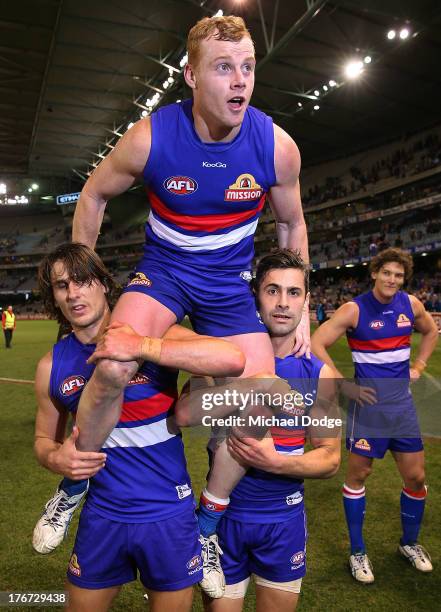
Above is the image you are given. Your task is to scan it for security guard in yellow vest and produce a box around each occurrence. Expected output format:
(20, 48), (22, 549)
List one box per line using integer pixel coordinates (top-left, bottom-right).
(2, 305), (16, 348)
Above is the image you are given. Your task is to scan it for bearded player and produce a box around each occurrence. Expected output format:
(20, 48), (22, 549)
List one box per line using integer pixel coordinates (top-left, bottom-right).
(312, 248), (438, 583)
(176, 250), (340, 611)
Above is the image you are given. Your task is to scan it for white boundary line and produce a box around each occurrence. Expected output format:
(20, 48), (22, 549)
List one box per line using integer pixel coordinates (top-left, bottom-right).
(423, 371), (441, 391)
(0, 377), (34, 385)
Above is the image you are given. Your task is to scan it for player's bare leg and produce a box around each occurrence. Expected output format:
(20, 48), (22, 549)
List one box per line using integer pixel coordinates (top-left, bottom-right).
(203, 591), (244, 612)
(343, 452), (374, 583)
(392, 450), (432, 571)
(255, 585), (299, 612)
(345, 452), (373, 489)
(204, 332), (275, 495)
(75, 292), (176, 451)
(198, 333), (275, 598)
(146, 587), (193, 612)
(66, 582), (120, 612)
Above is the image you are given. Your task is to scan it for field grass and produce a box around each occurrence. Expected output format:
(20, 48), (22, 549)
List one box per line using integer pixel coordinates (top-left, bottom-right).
(0, 320), (440, 611)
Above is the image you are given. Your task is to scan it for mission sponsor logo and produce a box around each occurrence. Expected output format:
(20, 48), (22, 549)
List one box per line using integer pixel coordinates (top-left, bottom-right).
(68, 553), (81, 577)
(224, 173), (263, 201)
(127, 272), (152, 288)
(397, 313), (412, 328)
(354, 438), (371, 451)
(164, 176), (198, 195)
(60, 375), (86, 396)
(369, 319), (385, 329)
(127, 373), (150, 386)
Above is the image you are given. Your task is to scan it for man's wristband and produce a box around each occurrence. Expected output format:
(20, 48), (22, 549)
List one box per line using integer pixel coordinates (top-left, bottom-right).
(413, 358), (427, 374)
(140, 336), (163, 364)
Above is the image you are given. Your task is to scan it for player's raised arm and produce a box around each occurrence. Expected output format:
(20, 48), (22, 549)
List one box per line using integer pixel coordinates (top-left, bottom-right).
(86, 321), (246, 376)
(267, 124), (311, 357)
(268, 124), (306, 258)
(409, 294), (439, 380)
(72, 118), (151, 248)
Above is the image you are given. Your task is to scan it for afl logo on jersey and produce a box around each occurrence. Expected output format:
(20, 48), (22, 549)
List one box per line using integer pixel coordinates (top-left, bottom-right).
(164, 176), (198, 195)
(224, 173), (263, 201)
(369, 320), (385, 330)
(60, 375), (86, 396)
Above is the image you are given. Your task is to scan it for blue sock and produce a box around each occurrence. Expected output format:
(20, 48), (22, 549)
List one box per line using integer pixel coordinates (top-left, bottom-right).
(400, 486), (427, 545)
(60, 478), (88, 497)
(343, 484), (366, 554)
(197, 489), (229, 537)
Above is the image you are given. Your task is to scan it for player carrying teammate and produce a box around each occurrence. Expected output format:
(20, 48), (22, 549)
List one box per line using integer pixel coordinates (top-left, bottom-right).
(176, 250), (341, 611)
(71, 15), (309, 592)
(311, 248), (438, 583)
(33, 243), (244, 611)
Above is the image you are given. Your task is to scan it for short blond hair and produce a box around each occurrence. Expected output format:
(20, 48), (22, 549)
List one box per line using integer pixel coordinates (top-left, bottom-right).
(187, 16), (253, 66)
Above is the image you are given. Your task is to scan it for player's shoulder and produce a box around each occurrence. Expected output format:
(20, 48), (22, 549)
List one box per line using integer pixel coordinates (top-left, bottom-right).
(35, 350), (53, 391)
(272, 123), (300, 181)
(406, 291), (425, 315)
(331, 300), (359, 327)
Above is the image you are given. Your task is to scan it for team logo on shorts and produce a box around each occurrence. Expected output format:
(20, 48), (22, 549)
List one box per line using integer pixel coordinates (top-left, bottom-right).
(60, 375), (86, 396)
(396, 313), (411, 327)
(354, 438), (371, 451)
(127, 373), (150, 386)
(369, 319), (385, 329)
(256, 310), (265, 325)
(164, 176), (198, 195)
(286, 491), (303, 506)
(128, 272), (152, 288)
(224, 173), (263, 201)
(290, 551), (305, 570)
(240, 270), (252, 282)
(68, 553), (81, 577)
(176, 483), (192, 499)
(186, 555), (202, 575)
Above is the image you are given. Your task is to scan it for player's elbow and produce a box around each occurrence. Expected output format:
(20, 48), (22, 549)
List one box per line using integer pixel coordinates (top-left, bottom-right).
(174, 401), (192, 427)
(228, 346), (246, 377)
(325, 449), (341, 478)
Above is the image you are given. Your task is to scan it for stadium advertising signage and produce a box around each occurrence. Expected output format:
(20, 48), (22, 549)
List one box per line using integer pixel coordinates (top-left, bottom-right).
(56, 192), (81, 205)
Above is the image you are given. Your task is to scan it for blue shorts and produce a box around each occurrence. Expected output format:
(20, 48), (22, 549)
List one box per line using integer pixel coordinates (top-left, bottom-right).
(122, 255), (266, 337)
(67, 505), (202, 591)
(217, 510), (307, 584)
(346, 435), (424, 458)
(346, 398), (423, 458)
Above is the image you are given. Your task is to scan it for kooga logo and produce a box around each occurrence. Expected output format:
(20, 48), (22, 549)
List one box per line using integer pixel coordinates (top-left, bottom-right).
(202, 161), (227, 168)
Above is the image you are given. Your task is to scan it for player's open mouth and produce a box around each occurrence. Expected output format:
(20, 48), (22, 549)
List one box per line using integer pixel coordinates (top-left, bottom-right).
(72, 305), (86, 313)
(273, 313), (291, 321)
(227, 96), (245, 111)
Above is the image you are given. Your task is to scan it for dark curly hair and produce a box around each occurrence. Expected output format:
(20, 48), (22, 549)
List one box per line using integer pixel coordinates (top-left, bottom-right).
(369, 247), (413, 284)
(37, 242), (120, 326)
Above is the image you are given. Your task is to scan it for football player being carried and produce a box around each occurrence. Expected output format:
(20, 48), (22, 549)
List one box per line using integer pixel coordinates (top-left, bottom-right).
(70, 14), (310, 588)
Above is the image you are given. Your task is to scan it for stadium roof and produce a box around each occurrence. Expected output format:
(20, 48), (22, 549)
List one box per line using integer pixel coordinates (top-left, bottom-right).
(2, 0), (441, 183)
